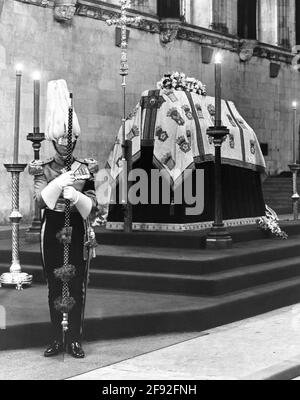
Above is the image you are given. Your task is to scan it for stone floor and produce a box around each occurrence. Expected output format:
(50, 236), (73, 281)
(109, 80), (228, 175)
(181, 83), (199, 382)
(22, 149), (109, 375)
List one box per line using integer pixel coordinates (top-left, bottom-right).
(67, 304), (300, 381)
(1, 304), (300, 380)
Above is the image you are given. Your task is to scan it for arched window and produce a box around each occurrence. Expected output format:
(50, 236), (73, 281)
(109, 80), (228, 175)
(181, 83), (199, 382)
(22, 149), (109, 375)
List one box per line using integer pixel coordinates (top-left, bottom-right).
(157, 0), (181, 19)
(238, 0), (257, 39)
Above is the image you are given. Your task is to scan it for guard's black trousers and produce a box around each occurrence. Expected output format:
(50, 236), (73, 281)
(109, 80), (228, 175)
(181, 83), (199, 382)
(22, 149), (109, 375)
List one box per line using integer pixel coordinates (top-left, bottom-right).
(41, 209), (89, 342)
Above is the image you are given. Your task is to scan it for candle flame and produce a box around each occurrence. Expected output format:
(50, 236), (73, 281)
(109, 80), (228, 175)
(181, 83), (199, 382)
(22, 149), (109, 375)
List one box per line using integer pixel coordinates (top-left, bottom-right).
(15, 63), (23, 73)
(32, 71), (41, 81)
(214, 52), (222, 64)
(292, 101), (297, 109)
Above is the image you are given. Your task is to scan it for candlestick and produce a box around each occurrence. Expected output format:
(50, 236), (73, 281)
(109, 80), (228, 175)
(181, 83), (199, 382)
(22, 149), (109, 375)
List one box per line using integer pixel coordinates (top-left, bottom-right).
(292, 101), (297, 163)
(33, 72), (41, 134)
(0, 64), (31, 290)
(215, 52), (222, 127)
(106, 0), (141, 233)
(289, 102), (300, 221)
(13, 65), (22, 164)
(26, 71), (45, 243)
(206, 51), (232, 249)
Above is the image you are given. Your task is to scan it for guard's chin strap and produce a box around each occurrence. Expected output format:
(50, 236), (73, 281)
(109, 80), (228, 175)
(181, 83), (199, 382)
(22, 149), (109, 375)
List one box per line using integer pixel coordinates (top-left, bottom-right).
(52, 140), (77, 158)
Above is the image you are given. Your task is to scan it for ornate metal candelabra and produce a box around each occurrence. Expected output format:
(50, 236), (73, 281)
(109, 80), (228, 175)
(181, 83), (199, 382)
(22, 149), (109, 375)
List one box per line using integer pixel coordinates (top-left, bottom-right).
(205, 53), (232, 249)
(288, 102), (300, 221)
(0, 66), (32, 290)
(289, 163), (300, 220)
(106, 0), (141, 233)
(205, 126), (232, 249)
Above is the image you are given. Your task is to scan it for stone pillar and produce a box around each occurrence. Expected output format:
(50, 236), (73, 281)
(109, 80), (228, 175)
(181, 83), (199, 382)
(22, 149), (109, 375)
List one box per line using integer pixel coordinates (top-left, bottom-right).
(211, 0), (228, 34)
(191, 0), (212, 29)
(277, 0), (291, 49)
(258, 0), (277, 45)
(183, 0), (192, 23)
(227, 0), (238, 35)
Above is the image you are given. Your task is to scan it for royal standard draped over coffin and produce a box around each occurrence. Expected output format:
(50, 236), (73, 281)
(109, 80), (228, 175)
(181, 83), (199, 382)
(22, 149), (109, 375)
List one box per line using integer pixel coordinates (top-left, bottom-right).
(106, 89), (266, 187)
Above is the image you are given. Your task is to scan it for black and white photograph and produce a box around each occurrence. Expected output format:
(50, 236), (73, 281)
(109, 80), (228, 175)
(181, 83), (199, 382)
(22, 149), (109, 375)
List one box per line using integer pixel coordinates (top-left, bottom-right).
(0, 0), (300, 384)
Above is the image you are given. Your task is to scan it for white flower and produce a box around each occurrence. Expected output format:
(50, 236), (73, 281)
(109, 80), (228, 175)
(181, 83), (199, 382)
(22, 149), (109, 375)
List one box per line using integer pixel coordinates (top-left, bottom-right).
(157, 72), (207, 95)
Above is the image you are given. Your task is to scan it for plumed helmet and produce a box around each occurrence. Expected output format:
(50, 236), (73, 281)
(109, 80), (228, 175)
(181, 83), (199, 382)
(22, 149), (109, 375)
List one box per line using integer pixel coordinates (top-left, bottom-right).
(45, 79), (80, 143)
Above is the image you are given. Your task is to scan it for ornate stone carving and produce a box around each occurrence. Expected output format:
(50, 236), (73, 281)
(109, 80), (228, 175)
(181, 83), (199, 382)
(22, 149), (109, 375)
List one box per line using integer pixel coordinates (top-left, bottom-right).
(239, 39), (258, 62)
(14, 0), (52, 5)
(177, 28), (239, 52)
(291, 52), (300, 71)
(54, 0), (77, 22)
(159, 20), (181, 45)
(253, 45), (293, 64)
(14, 0), (294, 65)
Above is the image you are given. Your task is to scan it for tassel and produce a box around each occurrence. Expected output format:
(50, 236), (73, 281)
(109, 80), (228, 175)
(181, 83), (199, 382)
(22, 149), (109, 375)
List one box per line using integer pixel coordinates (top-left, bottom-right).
(54, 296), (76, 313)
(54, 264), (76, 282)
(56, 227), (73, 245)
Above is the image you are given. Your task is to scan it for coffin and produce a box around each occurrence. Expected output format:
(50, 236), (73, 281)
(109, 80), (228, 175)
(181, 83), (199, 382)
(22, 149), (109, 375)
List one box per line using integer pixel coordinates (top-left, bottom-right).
(104, 88), (266, 231)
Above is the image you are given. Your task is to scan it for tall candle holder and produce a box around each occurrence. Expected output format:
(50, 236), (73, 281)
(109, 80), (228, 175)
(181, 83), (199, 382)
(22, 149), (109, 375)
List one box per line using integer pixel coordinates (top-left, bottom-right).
(0, 65), (32, 290)
(288, 101), (300, 221)
(206, 53), (232, 249)
(106, 0), (141, 233)
(25, 72), (45, 242)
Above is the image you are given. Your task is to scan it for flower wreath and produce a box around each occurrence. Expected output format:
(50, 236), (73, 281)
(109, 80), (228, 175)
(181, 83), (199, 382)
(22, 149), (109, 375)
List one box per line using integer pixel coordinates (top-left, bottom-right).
(157, 72), (207, 95)
(256, 205), (288, 239)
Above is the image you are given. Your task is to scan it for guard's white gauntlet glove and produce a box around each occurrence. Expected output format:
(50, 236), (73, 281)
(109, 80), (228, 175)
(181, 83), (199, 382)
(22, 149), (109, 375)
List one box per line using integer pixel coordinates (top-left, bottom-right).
(63, 186), (92, 219)
(63, 186), (79, 203)
(55, 171), (75, 189)
(41, 171), (75, 210)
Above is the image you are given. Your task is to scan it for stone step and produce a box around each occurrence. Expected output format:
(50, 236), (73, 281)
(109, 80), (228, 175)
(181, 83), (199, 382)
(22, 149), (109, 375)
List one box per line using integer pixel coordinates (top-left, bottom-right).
(262, 176), (296, 211)
(2, 235), (300, 277)
(87, 255), (300, 296)
(2, 245), (300, 297)
(2, 276), (300, 350)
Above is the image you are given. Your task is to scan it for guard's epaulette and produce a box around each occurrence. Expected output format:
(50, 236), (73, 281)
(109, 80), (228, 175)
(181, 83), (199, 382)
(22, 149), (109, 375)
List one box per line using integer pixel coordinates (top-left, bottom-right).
(28, 158), (54, 176)
(76, 158), (99, 174)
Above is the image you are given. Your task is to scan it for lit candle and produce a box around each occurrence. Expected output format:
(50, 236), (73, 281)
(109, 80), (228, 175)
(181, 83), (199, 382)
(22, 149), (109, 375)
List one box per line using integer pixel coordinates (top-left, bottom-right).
(292, 101), (297, 164)
(214, 52), (222, 127)
(33, 71), (41, 134)
(13, 64), (23, 164)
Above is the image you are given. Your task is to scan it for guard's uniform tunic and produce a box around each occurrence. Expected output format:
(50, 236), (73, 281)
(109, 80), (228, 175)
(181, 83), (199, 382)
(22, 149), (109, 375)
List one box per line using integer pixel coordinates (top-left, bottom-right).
(30, 155), (98, 342)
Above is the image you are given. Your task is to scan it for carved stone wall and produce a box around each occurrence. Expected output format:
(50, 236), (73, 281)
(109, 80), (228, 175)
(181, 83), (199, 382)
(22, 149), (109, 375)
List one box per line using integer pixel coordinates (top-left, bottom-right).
(54, 0), (77, 22)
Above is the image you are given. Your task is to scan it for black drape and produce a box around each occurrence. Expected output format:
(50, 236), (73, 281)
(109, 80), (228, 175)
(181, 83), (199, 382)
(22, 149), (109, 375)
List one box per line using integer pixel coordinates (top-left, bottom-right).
(108, 146), (265, 225)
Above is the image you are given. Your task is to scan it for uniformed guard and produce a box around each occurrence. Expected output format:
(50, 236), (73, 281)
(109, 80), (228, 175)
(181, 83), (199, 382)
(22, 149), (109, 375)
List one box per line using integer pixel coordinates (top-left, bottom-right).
(29, 80), (98, 358)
